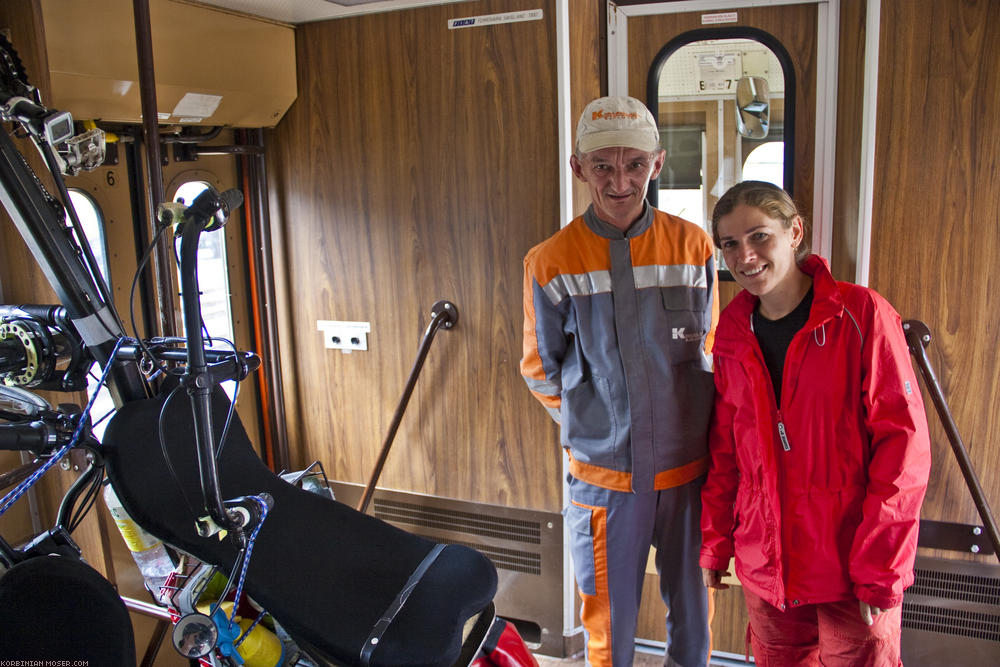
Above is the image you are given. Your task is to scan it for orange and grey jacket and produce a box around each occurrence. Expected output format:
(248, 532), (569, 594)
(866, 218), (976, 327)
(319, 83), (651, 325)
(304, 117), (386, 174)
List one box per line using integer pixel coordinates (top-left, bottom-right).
(521, 204), (719, 494)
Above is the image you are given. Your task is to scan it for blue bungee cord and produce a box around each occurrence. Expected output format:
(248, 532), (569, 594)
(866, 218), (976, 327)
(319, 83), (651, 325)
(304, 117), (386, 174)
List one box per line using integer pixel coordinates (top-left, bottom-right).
(210, 493), (272, 639)
(0, 336), (126, 518)
(234, 608), (268, 649)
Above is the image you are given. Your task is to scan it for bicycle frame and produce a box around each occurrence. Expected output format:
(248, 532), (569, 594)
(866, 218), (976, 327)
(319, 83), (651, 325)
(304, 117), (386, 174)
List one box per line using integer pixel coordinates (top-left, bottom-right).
(0, 127), (146, 403)
(0, 91), (252, 538)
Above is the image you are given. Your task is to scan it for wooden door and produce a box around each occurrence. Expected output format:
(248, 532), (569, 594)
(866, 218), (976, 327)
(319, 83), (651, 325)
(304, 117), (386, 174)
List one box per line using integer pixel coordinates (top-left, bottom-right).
(611, 1), (822, 652)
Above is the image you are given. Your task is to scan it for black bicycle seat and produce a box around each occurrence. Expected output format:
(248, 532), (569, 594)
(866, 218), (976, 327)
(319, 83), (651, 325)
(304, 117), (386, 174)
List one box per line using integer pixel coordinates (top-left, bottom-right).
(101, 380), (497, 666)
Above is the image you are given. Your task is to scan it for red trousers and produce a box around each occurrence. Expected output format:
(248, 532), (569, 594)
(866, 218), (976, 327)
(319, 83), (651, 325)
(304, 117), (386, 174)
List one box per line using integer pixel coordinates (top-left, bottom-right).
(743, 589), (903, 666)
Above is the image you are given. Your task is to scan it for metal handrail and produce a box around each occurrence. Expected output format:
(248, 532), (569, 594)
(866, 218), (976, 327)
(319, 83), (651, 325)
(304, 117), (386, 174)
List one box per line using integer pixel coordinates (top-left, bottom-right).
(903, 319), (1000, 562)
(357, 301), (458, 514)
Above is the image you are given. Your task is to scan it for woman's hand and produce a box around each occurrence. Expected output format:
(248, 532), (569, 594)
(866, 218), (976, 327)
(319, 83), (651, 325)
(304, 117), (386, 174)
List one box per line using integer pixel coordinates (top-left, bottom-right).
(701, 567), (730, 590)
(859, 600), (886, 625)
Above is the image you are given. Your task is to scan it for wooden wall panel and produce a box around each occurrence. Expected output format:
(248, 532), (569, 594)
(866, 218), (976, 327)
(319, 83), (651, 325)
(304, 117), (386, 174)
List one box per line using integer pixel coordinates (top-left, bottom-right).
(266, 0), (563, 510)
(870, 0), (1000, 540)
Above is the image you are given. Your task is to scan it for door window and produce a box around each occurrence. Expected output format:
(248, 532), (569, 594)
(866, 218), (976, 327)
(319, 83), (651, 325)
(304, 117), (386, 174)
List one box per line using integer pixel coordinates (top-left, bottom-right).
(67, 188), (114, 436)
(741, 141), (785, 187)
(68, 189), (111, 285)
(651, 35), (792, 237)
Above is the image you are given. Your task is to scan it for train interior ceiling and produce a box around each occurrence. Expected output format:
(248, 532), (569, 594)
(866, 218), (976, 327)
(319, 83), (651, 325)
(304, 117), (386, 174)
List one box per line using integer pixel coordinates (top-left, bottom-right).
(1, 0), (999, 665)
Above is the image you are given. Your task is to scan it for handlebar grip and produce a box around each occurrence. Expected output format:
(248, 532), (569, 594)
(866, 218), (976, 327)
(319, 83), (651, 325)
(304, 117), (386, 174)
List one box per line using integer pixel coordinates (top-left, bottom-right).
(0, 421), (52, 451)
(0, 304), (65, 324)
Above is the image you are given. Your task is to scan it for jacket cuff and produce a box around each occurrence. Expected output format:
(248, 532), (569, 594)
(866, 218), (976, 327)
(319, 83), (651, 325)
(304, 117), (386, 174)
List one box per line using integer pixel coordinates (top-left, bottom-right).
(853, 583), (903, 610)
(699, 552), (731, 572)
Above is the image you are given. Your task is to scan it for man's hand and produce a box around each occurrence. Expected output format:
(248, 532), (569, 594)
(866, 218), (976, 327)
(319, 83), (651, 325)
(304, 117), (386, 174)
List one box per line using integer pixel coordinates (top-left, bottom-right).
(859, 600), (886, 625)
(701, 567), (730, 590)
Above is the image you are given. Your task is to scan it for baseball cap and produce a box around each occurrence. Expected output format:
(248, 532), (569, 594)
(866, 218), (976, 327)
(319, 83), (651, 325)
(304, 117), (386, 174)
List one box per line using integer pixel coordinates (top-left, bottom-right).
(575, 96), (661, 153)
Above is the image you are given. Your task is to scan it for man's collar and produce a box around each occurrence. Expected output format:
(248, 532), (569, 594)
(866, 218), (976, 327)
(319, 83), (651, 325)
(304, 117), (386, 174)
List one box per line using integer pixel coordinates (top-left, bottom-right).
(582, 202), (654, 239)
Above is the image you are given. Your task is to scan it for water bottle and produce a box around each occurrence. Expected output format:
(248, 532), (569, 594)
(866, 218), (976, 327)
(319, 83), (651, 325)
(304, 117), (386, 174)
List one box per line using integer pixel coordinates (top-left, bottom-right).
(103, 482), (176, 605)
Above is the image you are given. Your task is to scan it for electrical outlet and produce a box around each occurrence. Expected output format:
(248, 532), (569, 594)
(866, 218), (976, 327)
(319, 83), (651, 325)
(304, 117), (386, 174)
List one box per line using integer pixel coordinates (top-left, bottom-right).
(317, 320), (370, 353)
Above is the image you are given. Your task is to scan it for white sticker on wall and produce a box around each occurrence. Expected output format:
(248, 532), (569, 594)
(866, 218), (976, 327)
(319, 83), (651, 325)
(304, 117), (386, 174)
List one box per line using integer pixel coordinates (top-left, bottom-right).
(172, 93), (222, 119)
(448, 9), (543, 30)
(702, 12), (738, 25)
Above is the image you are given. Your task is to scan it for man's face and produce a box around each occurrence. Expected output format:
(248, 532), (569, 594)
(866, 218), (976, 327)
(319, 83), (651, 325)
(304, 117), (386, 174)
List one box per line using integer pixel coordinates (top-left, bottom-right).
(570, 146), (665, 231)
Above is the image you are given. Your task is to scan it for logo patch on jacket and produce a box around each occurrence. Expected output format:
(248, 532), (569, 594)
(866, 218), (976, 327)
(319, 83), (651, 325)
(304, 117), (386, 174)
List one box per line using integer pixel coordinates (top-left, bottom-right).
(672, 327), (702, 342)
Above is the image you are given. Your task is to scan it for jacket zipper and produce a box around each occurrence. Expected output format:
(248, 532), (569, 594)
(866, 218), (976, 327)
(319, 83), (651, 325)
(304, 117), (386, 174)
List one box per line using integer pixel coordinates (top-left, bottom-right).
(777, 412), (790, 451)
(749, 312), (793, 453)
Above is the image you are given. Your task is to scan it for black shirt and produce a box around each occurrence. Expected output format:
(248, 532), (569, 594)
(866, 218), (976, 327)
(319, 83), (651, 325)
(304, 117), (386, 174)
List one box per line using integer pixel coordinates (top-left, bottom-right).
(752, 288), (814, 403)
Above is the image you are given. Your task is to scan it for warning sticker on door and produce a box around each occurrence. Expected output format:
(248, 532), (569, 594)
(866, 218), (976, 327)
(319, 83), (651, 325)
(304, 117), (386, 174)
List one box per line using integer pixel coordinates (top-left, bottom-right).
(702, 12), (738, 25)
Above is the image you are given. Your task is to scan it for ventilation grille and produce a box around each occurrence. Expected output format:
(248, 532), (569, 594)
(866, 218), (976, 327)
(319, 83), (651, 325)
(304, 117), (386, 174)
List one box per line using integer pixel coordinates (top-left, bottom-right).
(910, 567), (1000, 606)
(902, 603), (1000, 641)
(373, 498), (542, 544)
(428, 538), (543, 576)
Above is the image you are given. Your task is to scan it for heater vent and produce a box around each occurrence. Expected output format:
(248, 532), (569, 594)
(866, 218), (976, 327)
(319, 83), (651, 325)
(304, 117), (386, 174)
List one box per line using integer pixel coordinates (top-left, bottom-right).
(436, 539), (543, 576)
(910, 567), (1000, 605)
(373, 498), (542, 544)
(902, 603), (1000, 641)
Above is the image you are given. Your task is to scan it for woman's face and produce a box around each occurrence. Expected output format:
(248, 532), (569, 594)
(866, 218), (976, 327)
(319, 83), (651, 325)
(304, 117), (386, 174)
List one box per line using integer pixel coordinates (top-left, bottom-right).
(716, 204), (803, 298)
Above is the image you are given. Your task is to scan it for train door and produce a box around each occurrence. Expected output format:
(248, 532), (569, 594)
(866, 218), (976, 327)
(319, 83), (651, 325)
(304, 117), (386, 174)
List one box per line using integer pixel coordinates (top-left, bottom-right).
(609, 0), (838, 292)
(607, 0), (837, 652)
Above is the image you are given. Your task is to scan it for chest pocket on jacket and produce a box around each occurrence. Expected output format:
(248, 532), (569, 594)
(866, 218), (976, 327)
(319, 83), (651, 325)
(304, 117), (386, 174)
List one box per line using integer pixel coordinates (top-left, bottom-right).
(661, 287), (708, 362)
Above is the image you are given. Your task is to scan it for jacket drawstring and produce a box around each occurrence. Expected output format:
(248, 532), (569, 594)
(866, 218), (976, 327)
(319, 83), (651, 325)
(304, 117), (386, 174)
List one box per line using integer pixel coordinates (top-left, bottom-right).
(814, 323), (826, 347)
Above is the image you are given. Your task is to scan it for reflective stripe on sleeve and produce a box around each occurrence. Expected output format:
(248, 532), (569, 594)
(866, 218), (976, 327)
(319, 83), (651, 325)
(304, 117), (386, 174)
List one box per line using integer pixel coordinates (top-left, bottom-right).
(541, 270), (612, 306)
(523, 374), (560, 397)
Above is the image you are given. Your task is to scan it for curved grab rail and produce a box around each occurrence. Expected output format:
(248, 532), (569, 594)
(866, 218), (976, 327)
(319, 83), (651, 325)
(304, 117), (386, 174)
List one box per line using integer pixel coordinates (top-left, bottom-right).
(903, 319), (1000, 562)
(356, 301), (458, 514)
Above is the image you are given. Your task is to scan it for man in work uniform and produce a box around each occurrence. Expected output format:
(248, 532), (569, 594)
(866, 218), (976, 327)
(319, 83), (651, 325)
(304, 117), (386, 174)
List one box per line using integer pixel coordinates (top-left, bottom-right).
(520, 96), (718, 666)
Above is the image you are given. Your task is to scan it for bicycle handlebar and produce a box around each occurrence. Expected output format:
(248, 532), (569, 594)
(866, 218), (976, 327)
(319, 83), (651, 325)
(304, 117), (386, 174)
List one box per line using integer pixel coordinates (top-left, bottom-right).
(0, 420), (55, 451)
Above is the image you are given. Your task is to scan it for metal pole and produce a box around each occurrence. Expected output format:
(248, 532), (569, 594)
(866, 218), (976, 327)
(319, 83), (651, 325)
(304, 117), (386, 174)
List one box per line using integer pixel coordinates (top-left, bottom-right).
(357, 301), (458, 514)
(245, 128), (290, 472)
(132, 0), (176, 338)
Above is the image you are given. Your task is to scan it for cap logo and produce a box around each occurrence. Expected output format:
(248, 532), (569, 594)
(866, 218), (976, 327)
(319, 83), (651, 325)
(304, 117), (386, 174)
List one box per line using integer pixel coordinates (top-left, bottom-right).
(577, 97), (659, 153)
(592, 110), (640, 121)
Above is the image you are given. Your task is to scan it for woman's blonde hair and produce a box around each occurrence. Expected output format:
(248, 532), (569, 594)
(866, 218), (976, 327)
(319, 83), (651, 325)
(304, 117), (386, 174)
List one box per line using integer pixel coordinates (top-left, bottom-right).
(711, 181), (810, 261)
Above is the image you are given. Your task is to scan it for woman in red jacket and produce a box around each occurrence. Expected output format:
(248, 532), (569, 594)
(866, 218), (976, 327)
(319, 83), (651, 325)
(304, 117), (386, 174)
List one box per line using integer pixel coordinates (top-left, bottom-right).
(699, 181), (931, 666)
